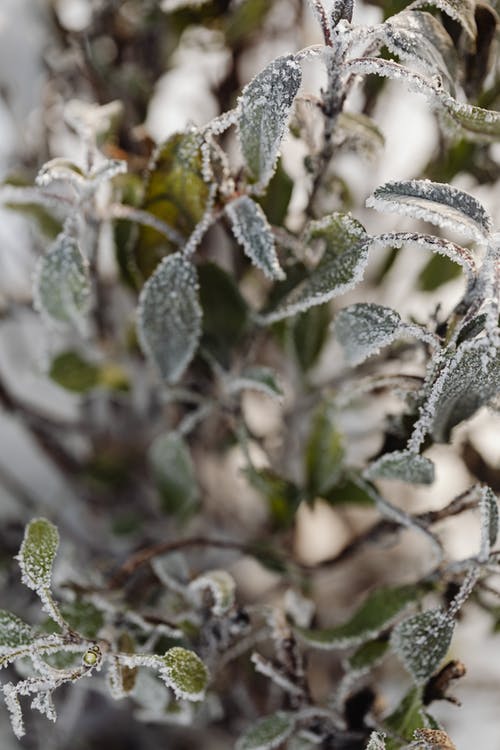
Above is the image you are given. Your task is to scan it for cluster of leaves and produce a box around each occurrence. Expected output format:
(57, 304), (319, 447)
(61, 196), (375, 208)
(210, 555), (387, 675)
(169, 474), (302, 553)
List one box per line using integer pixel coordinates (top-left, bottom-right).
(1, 0), (500, 748)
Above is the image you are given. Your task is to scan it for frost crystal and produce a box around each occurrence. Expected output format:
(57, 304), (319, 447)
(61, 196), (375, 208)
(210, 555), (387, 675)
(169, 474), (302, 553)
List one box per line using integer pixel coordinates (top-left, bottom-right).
(34, 232), (91, 327)
(226, 196), (285, 280)
(261, 213), (370, 323)
(236, 711), (295, 750)
(367, 731), (387, 750)
(237, 54), (302, 189)
(391, 609), (454, 684)
(189, 569), (236, 616)
(367, 180), (492, 243)
(364, 450), (435, 485)
(17, 518), (59, 595)
(137, 254), (202, 383)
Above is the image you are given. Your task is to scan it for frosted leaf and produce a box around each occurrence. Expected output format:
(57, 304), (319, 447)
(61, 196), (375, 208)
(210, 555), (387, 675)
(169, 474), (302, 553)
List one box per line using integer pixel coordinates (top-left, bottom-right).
(364, 451), (435, 485)
(236, 711), (295, 750)
(189, 569), (236, 616)
(151, 552), (190, 592)
(366, 180), (492, 243)
(226, 196), (285, 280)
(383, 687), (430, 749)
(295, 585), (419, 649)
(159, 647), (208, 701)
(0, 611), (33, 653)
(305, 401), (344, 498)
(367, 732), (387, 750)
(149, 431), (199, 516)
(64, 99), (122, 139)
(251, 653), (304, 697)
(373, 232), (476, 279)
(228, 367), (284, 400)
(347, 638), (390, 672)
(335, 112), (385, 160)
(479, 486), (499, 562)
(34, 232), (91, 327)
(334, 303), (402, 366)
(237, 54), (302, 189)
(137, 254), (202, 383)
(438, 93), (500, 142)
(309, 0), (353, 33)
(411, 341), (500, 447)
(409, 0), (476, 40)
(17, 518), (59, 595)
(391, 609), (454, 683)
(260, 213), (370, 323)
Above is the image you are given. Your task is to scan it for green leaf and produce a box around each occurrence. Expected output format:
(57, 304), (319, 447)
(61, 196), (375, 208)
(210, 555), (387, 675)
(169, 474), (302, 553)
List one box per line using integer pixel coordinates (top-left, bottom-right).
(292, 302), (331, 372)
(189, 570), (236, 616)
(246, 467), (302, 529)
(17, 518), (59, 594)
(418, 252), (462, 291)
(364, 451), (435, 485)
(296, 585), (420, 650)
(198, 262), (249, 365)
(160, 647), (208, 700)
(137, 131), (209, 277)
(137, 254), (202, 383)
(229, 367), (283, 400)
(384, 687), (428, 750)
(49, 351), (100, 393)
(34, 232), (90, 326)
(305, 402), (344, 499)
(237, 711), (295, 750)
(334, 303), (403, 366)
(149, 432), (199, 517)
(409, 0), (476, 40)
(257, 158), (294, 225)
(225, 0), (272, 45)
(261, 213), (370, 322)
(238, 54), (302, 188)
(226, 196), (285, 280)
(323, 475), (375, 507)
(60, 600), (104, 640)
(347, 638), (390, 672)
(0, 611), (33, 652)
(391, 609), (454, 683)
(366, 180), (492, 242)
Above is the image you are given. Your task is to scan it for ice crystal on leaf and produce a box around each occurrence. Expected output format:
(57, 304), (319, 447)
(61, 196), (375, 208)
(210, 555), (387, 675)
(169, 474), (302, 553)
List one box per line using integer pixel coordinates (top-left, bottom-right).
(0, 611), (33, 653)
(391, 609), (454, 684)
(366, 180), (492, 243)
(334, 303), (403, 366)
(226, 196), (285, 280)
(17, 519), (59, 596)
(364, 450), (435, 485)
(260, 213), (370, 322)
(34, 231), (91, 327)
(237, 54), (302, 190)
(137, 254), (202, 383)
(159, 647), (208, 701)
(236, 711), (295, 750)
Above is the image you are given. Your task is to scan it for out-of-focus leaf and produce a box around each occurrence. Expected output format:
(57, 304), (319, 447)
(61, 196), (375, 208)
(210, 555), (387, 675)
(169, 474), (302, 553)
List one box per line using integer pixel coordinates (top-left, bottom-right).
(246, 467), (302, 529)
(305, 402), (344, 499)
(236, 711), (295, 750)
(198, 262), (248, 365)
(257, 158), (294, 225)
(149, 432), (199, 517)
(189, 570), (236, 616)
(391, 609), (454, 683)
(60, 600), (104, 640)
(137, 254), (202, 383)
(230, 367), (283, 400)
(225, 0), (272, 45)
(0, 611), (33, 652)
(336, 111), (385, 160)
(293, 302), (331, 372)
(296, 585), (420, 649)
(364, 450), (435, 485)
(384, 687), (429, 750)
(49, 351), (99, 393)
(418, 252), (462, 290)
(409, 0), (476, 40)
(347, 638), (390, 672)
(323, 475), (375, 506)
(237, 54), (302, 189)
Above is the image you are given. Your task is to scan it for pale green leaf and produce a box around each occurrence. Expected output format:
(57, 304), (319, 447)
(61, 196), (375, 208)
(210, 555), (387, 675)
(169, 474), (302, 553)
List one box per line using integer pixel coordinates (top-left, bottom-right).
(0, 611), (33, 653)
(364, 451), (435, 485)
(160, 647), (208, 701)
(226, 196), (285, 280)
(34, 232), (90, 326)
(391, 609), (454, 683)
(17, 518), (59, 593)
(296, 585), (419, 649)
(367, 180), (492, 242)
(237, 711), (295, 750)
(137, 254), (202, 383)
(260, 213), (370, 322)
(238, 54), (302, 188)
(149, 431), (199, 517)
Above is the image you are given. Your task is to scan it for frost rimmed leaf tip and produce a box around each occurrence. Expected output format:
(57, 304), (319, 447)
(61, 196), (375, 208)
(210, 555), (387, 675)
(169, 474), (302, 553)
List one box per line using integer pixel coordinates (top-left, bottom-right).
(366, 180), (492, 243)
(160, 647), (208, 701)
(364, 451), (435, 485)
(137, 253), (202, 383)
(236, 711), (295, 750)
(390, 609), (454, 683)
(189, 569), (236, 616)
(237, 54), (302, 189)
(226, 196), (285, 280)
(16, 518), (59, 593)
